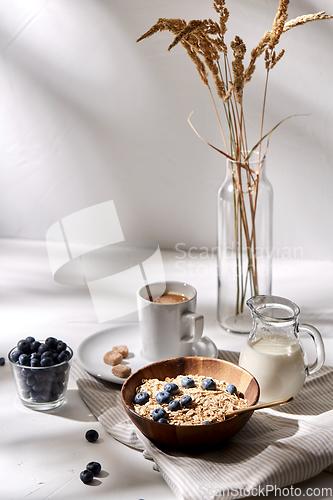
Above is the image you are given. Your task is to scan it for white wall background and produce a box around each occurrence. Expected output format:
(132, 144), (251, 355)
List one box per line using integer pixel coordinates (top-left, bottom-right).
(1, 0), (332, 260)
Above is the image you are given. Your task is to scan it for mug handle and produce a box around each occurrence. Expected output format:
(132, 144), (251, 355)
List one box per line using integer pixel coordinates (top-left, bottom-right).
(181, 312), (204, 343)
(299, 323), (325, 376)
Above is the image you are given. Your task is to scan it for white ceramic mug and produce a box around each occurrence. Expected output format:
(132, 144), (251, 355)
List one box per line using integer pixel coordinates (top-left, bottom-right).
(137, 281), (204, 361)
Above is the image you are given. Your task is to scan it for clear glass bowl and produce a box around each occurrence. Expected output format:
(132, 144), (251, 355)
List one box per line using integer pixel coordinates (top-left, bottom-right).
(8, 344), (73, 411)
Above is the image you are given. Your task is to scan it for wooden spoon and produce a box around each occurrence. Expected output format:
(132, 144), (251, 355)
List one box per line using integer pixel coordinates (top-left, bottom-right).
(225, 395), (293, 418)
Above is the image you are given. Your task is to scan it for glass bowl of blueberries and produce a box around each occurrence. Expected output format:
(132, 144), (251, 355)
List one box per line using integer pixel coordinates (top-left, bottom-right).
(8, 336), (73, 411)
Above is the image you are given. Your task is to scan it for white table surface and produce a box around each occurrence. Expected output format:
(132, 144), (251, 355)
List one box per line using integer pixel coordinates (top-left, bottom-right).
(1, 238), (333, 500)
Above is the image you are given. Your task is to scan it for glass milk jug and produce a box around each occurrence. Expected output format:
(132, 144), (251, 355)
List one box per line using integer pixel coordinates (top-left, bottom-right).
(239, 295), (325, 402)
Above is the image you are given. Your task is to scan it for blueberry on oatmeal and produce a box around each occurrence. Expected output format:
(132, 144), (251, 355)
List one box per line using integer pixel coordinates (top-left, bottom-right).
(157, 418), (168, 424)
(168, 400), (181, 411)
(202, 378), (216, 391)
(155, 391), (171, 405)
(152, 408), (167, 421)
(164, 382), (179, 395)
(226, 384), (237, 395)
(134, 391), (150, 405)
(181, 376), (195, 388)
(180, 395), (192, 407)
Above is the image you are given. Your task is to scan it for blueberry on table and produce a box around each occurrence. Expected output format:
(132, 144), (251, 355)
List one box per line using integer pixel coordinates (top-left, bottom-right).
(202, 378), (216, 391)
(226, 384), (237, 395)
(85, 429), (99, 442)
(80, 469), (94, 484)
(17, 340), (31, 354)
(155, 391), (171, 405)
(18, 354), (30, 366)
(0, 357), (5, 366)
(180, 395), (192, 407)
(157, 418), (168, 424)
(134, 391), (150, 405)
(86, 461), (101, 475)
(168, 400), (181, 412)
(164, 382), (179, 395)
(181, 376), (195, 389)
(152, 408), (167, 421)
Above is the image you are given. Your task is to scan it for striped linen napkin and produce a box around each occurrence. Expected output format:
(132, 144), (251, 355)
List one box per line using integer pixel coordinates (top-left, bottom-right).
(71, 351), (333, 500)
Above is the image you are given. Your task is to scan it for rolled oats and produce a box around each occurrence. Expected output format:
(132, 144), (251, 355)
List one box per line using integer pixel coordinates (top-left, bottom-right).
(133, 374), (247, 425)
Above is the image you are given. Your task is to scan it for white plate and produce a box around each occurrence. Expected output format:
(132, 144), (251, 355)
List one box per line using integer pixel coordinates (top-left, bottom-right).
(76, 323), (218, 384)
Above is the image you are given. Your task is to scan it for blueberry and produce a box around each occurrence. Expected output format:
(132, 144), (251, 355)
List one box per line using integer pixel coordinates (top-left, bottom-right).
(152, 408), (167, 421)
(164, 382), (179, 395)
(0, 357), (5, 366)
(203, 420), (213, 425)
(35, 370), (48, 382)
(86, 461), (101, 475)
(80, 469), (94, 484)
(226, 384), (237, 395)
(85, 429), (99, 442)
(21, 368), (32, 377)
(134, 391), (150, 405)
(180, 395), (192, 407)
(202, 378), (216, 391)
(33, 394), (47, 403)
(57, 350), (70, 363)
(17, 340), (31, 354)
(30, 352), (41, 359)
(26, 375), (37, 387)
(32, 381), (45, 392)
(30, 358), (40, 367)
(19, 379), (30, 391)
(25, 336), (35, 343)
(181, 376), (195, 389)
(56, 341), (67, 353)
(10, 350), (23, 363)
(18, 354), (30, 366)
(168, 400), (181, 411)
(40, 356), (54, 367)
(38, 343), (49, 355)
(30, 341), (41, 353)
(45, 337), (58, 350)
(155, 391), (171, 405)
(157, 418), (168, 424)
(41, 350), (54, 358)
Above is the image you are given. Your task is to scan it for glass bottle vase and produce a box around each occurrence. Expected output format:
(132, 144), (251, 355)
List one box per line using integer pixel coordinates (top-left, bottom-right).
(217, 153), (273, 333)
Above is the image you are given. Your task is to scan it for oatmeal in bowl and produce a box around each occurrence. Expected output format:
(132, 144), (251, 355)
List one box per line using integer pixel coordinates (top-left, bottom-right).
(133, 374), (248, 426)
(121, 356), (259, 451)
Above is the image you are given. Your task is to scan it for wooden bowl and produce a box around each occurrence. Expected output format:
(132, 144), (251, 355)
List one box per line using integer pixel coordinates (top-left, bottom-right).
(121, 356), (259, 452)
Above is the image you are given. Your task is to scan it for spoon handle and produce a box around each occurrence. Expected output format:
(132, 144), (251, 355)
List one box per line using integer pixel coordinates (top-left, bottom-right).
(225, 396), (293, 417)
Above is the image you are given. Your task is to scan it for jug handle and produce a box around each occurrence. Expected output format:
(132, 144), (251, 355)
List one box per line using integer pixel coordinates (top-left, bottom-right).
(299, 324), (325, 376)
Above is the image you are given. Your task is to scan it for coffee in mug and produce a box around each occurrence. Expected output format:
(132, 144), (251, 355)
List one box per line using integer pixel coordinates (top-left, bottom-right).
(153, 293), (189, 304)
(137, 281), (204, 361)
